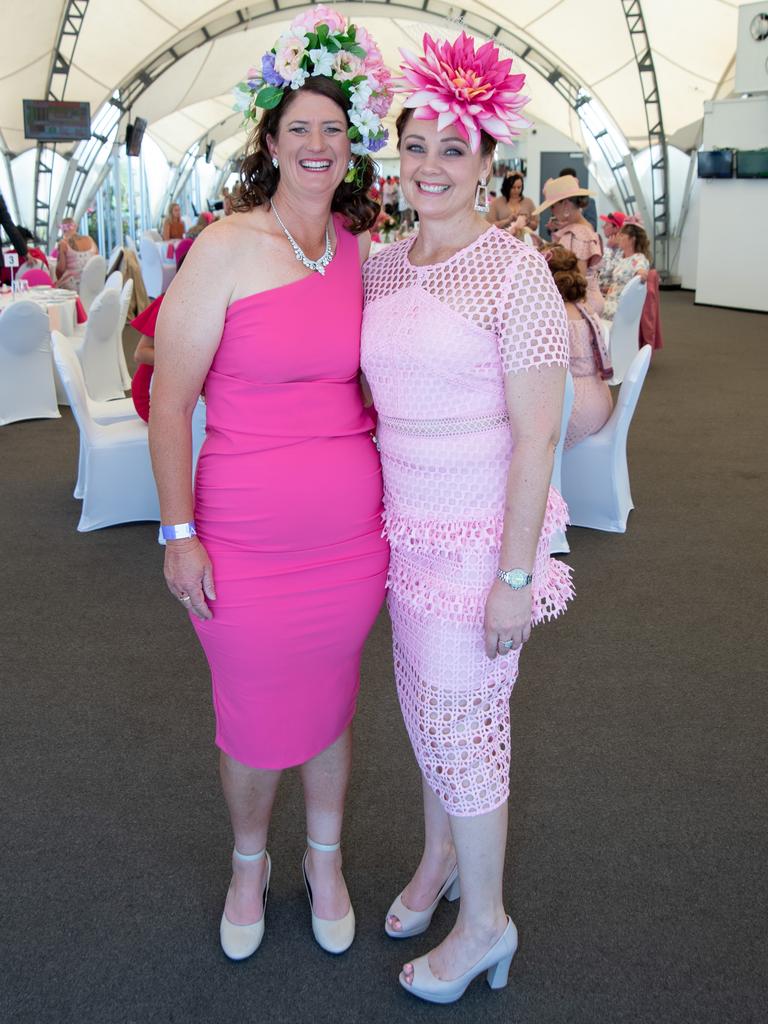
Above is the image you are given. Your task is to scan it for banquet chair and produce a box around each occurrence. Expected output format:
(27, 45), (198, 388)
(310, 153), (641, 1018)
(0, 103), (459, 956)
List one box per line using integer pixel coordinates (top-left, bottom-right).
(62, 287), (125, 402)
(549, 371), (574, 555)
(0, 301), (60, 426)
(561, 345), (652, 533)
(608, 276), (646, 386)
(104, 270), (123, 291)
(115, 279), (134, 388)
(17, 266), (53, 286)
(139, 237), (175, 299)
(78, 255), (107, 314)
(51, 335), (160, 531)
(142, 229), (162, 243)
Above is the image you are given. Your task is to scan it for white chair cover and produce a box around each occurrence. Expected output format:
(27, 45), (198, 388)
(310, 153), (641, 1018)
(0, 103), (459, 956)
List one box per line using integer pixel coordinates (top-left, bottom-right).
(142, 229), (162, 243)
(0, 301), (60, 426)
(561, 345), (652, 533)
(78, 255), (107, 314)
(51, 334), (160, 531)
(549, 371), (574, 554)
(139, 237), (175, 299)
(65, 287), (125, 402)
(116, 278), (134, 388)
(608, 276), (647, 386)
(104, 270), (123, 291)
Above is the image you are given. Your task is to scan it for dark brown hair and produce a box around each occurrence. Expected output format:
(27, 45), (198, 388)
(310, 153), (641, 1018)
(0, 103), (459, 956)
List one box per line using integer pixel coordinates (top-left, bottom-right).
(395, 108), (497, 159)
(501, 172), (524, 202)
(619, 223), (651, 260)
(542, 244), (587, 303)
(233, 76), (378, 234)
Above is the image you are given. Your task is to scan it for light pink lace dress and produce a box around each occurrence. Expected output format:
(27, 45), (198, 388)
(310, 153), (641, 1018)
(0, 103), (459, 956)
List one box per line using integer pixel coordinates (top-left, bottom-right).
(361, 228), (574, 816)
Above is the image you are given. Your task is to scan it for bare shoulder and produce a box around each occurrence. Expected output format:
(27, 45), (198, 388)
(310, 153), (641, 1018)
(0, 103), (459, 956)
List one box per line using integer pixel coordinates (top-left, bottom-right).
(357, 230), (371, 264)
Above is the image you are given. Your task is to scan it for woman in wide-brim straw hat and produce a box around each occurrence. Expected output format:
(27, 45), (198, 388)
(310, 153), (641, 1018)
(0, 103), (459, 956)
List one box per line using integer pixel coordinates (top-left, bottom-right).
(361, 30), (573, 1004)
(533, 174), (604, 314)
(149, 5), (392, 962)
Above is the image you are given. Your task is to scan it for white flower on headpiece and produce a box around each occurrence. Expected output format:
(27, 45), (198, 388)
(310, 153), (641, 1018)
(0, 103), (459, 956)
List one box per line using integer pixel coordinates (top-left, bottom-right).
(349, 106), (380, 139)
(349, 79), (374, 109)
(232, 88), (252, 113)
(350, 141), (370, 156)
(309, 45), (335, 77)
(290, 67), (309, 90)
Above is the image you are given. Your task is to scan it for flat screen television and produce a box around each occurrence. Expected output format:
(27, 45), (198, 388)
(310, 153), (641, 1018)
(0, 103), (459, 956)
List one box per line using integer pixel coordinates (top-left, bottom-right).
(125, 118), (147, 157)
(735, 150), (768, 179)
(23, 100), (91, 142)
(697, 150), (733, 179)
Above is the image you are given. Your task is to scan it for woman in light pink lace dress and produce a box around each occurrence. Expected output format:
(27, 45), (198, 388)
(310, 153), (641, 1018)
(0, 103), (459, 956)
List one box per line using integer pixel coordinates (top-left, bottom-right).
(361, 33), (573, 1005)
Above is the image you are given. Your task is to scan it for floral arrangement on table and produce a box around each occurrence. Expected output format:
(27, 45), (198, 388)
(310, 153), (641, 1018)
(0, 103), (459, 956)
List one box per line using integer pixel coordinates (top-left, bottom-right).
(397, 31), (531, 153)
(233, 5), (393, 185)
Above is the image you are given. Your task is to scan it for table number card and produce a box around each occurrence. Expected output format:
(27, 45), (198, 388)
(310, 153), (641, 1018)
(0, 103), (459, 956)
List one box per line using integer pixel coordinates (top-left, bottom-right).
(5, 252), (19, 268)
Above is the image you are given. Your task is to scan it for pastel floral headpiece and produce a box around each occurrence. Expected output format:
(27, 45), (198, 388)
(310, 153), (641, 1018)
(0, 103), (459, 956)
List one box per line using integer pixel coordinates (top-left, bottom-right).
(233, 5), (393, 183)
(397, 31), (531, 153)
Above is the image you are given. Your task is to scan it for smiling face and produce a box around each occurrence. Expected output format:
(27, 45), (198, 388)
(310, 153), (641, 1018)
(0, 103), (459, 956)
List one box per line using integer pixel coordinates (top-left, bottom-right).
(267, 90), (351, 202)
(398, 114), (493, 224)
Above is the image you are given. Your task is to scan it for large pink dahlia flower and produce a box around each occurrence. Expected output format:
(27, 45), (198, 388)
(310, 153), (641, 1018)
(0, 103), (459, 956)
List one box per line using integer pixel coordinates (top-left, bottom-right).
(399, 31), (531, 152)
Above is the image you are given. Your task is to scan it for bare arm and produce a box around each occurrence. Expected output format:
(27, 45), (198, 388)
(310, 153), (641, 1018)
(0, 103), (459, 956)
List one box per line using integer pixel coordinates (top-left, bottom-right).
(357, 230), (371, 266)
(161, 220), (171, 241)
(56, 239), (68, 282)
(483, 365), (565, 658)
(134, 334), (155, 366)
(149, 226), (232, 619)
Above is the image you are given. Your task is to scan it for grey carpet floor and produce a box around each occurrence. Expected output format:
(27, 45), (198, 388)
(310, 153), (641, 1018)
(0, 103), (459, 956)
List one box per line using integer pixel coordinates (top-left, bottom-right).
(1, 292), (766, 1024)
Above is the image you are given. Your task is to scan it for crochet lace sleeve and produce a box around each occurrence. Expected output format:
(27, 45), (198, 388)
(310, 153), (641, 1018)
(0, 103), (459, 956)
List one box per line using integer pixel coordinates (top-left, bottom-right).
(496, 250), (570, 376)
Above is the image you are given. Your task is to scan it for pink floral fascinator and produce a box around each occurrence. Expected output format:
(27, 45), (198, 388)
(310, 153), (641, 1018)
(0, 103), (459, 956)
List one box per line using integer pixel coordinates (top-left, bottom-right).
(397, 31), (531, 153)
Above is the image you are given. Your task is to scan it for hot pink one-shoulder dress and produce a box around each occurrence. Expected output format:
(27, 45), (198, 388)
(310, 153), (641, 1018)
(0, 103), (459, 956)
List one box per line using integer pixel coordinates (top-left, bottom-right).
(191, 216), (388, 770)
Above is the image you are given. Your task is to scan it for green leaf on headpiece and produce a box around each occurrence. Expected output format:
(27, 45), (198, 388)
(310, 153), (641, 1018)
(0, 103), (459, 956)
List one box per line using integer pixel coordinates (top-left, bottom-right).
(326, 37), (341, 53)
(347, 25), (356, 41)
(348, 44), (366, 58)
(255, 86), (284, 109)
(316, 23), (329, 42)
(347, 127), (357, 140)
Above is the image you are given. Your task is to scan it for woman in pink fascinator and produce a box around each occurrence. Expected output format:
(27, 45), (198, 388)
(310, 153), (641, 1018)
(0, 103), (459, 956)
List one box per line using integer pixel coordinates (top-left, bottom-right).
(362, 31), (573, 1004)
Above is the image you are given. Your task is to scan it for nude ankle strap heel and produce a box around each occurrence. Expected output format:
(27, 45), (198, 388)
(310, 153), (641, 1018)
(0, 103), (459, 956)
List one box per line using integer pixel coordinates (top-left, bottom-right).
(220, 847), (271, 961)
(385, 865), (460, 939)
(302, 836), (355, 955)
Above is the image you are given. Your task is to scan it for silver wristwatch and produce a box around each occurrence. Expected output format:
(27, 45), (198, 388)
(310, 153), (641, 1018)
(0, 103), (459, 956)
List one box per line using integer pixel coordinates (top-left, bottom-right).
(496, 567), (533, 590)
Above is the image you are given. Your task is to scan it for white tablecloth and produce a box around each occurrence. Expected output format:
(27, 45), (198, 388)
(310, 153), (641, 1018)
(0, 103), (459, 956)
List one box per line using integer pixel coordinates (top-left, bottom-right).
(0, 287), (78, 336)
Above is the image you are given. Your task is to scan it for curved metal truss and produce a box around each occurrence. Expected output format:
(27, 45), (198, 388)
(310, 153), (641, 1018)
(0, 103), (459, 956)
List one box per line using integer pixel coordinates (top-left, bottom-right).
(621, 0), (670, 275)
(68, 0), (641, 226)
(33, 0), (91, 246)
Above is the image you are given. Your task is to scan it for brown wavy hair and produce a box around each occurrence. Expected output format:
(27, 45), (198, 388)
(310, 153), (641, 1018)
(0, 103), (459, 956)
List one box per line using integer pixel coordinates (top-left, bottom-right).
(395, 108), (497, 159)
(232, 76), (378, 234)
(619, 223), (651, 261)
(542, 244), (587, 303)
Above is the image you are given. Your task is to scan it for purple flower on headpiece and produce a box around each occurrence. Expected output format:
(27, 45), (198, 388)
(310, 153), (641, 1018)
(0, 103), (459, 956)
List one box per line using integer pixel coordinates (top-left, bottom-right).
(262, 52), (287, 87)
(367, 131), (388, 153)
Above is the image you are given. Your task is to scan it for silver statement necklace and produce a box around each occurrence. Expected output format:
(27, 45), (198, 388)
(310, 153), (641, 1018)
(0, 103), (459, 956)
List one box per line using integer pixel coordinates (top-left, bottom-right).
(271, 201), (334, 276)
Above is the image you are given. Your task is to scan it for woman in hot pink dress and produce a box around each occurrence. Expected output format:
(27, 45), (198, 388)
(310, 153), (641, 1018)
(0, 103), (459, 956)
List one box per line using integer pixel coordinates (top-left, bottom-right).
(149, 8), (392, 963)
(361, 33), (573, 1004)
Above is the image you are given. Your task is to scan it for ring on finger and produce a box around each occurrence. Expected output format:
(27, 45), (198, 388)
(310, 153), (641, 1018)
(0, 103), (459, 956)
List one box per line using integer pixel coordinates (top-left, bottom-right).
(498, 638), (515, 650)
(178, 594), (192, 603)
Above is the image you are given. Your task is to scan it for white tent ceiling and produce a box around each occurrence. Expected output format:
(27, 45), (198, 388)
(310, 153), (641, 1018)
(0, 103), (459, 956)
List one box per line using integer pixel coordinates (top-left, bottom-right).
(0, 0), (752, 170)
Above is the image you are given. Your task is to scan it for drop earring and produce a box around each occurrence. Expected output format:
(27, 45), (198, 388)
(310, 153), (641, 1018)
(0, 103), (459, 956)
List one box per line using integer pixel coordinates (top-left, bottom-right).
(347, 159), (355, 171)
(474, 177), (489, 213)
(272, 156), (279, 169)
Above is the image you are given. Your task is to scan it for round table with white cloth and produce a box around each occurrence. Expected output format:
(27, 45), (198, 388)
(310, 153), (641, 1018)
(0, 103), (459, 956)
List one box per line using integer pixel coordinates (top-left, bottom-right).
(0, 287), (78, 336)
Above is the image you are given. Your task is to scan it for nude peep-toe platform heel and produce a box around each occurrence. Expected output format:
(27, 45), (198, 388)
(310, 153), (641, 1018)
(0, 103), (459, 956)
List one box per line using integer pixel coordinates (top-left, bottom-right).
(399, 916), (518, 1004)
(302, 837), (355, 955)
(385, 865), (460, 939)
(220, 847), (271, 961)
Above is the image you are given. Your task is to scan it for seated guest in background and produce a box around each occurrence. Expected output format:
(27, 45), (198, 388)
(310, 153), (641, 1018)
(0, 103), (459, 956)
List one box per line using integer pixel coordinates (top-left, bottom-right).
(161, 202), (185, 241)
(221, 187), (234, 217)
(602, 223), (651, 321)
(556, 166), (597, 229)
(598, 210), (628, 292)
(130, 241), (194, 421)
(17, 227), (51, 273)
(486, 172), (538, 235)
(55, 217), (98, 291)
(533, 175), (604, 315)
(186, 211), (215, 240)
(543, 244), (613, 449)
